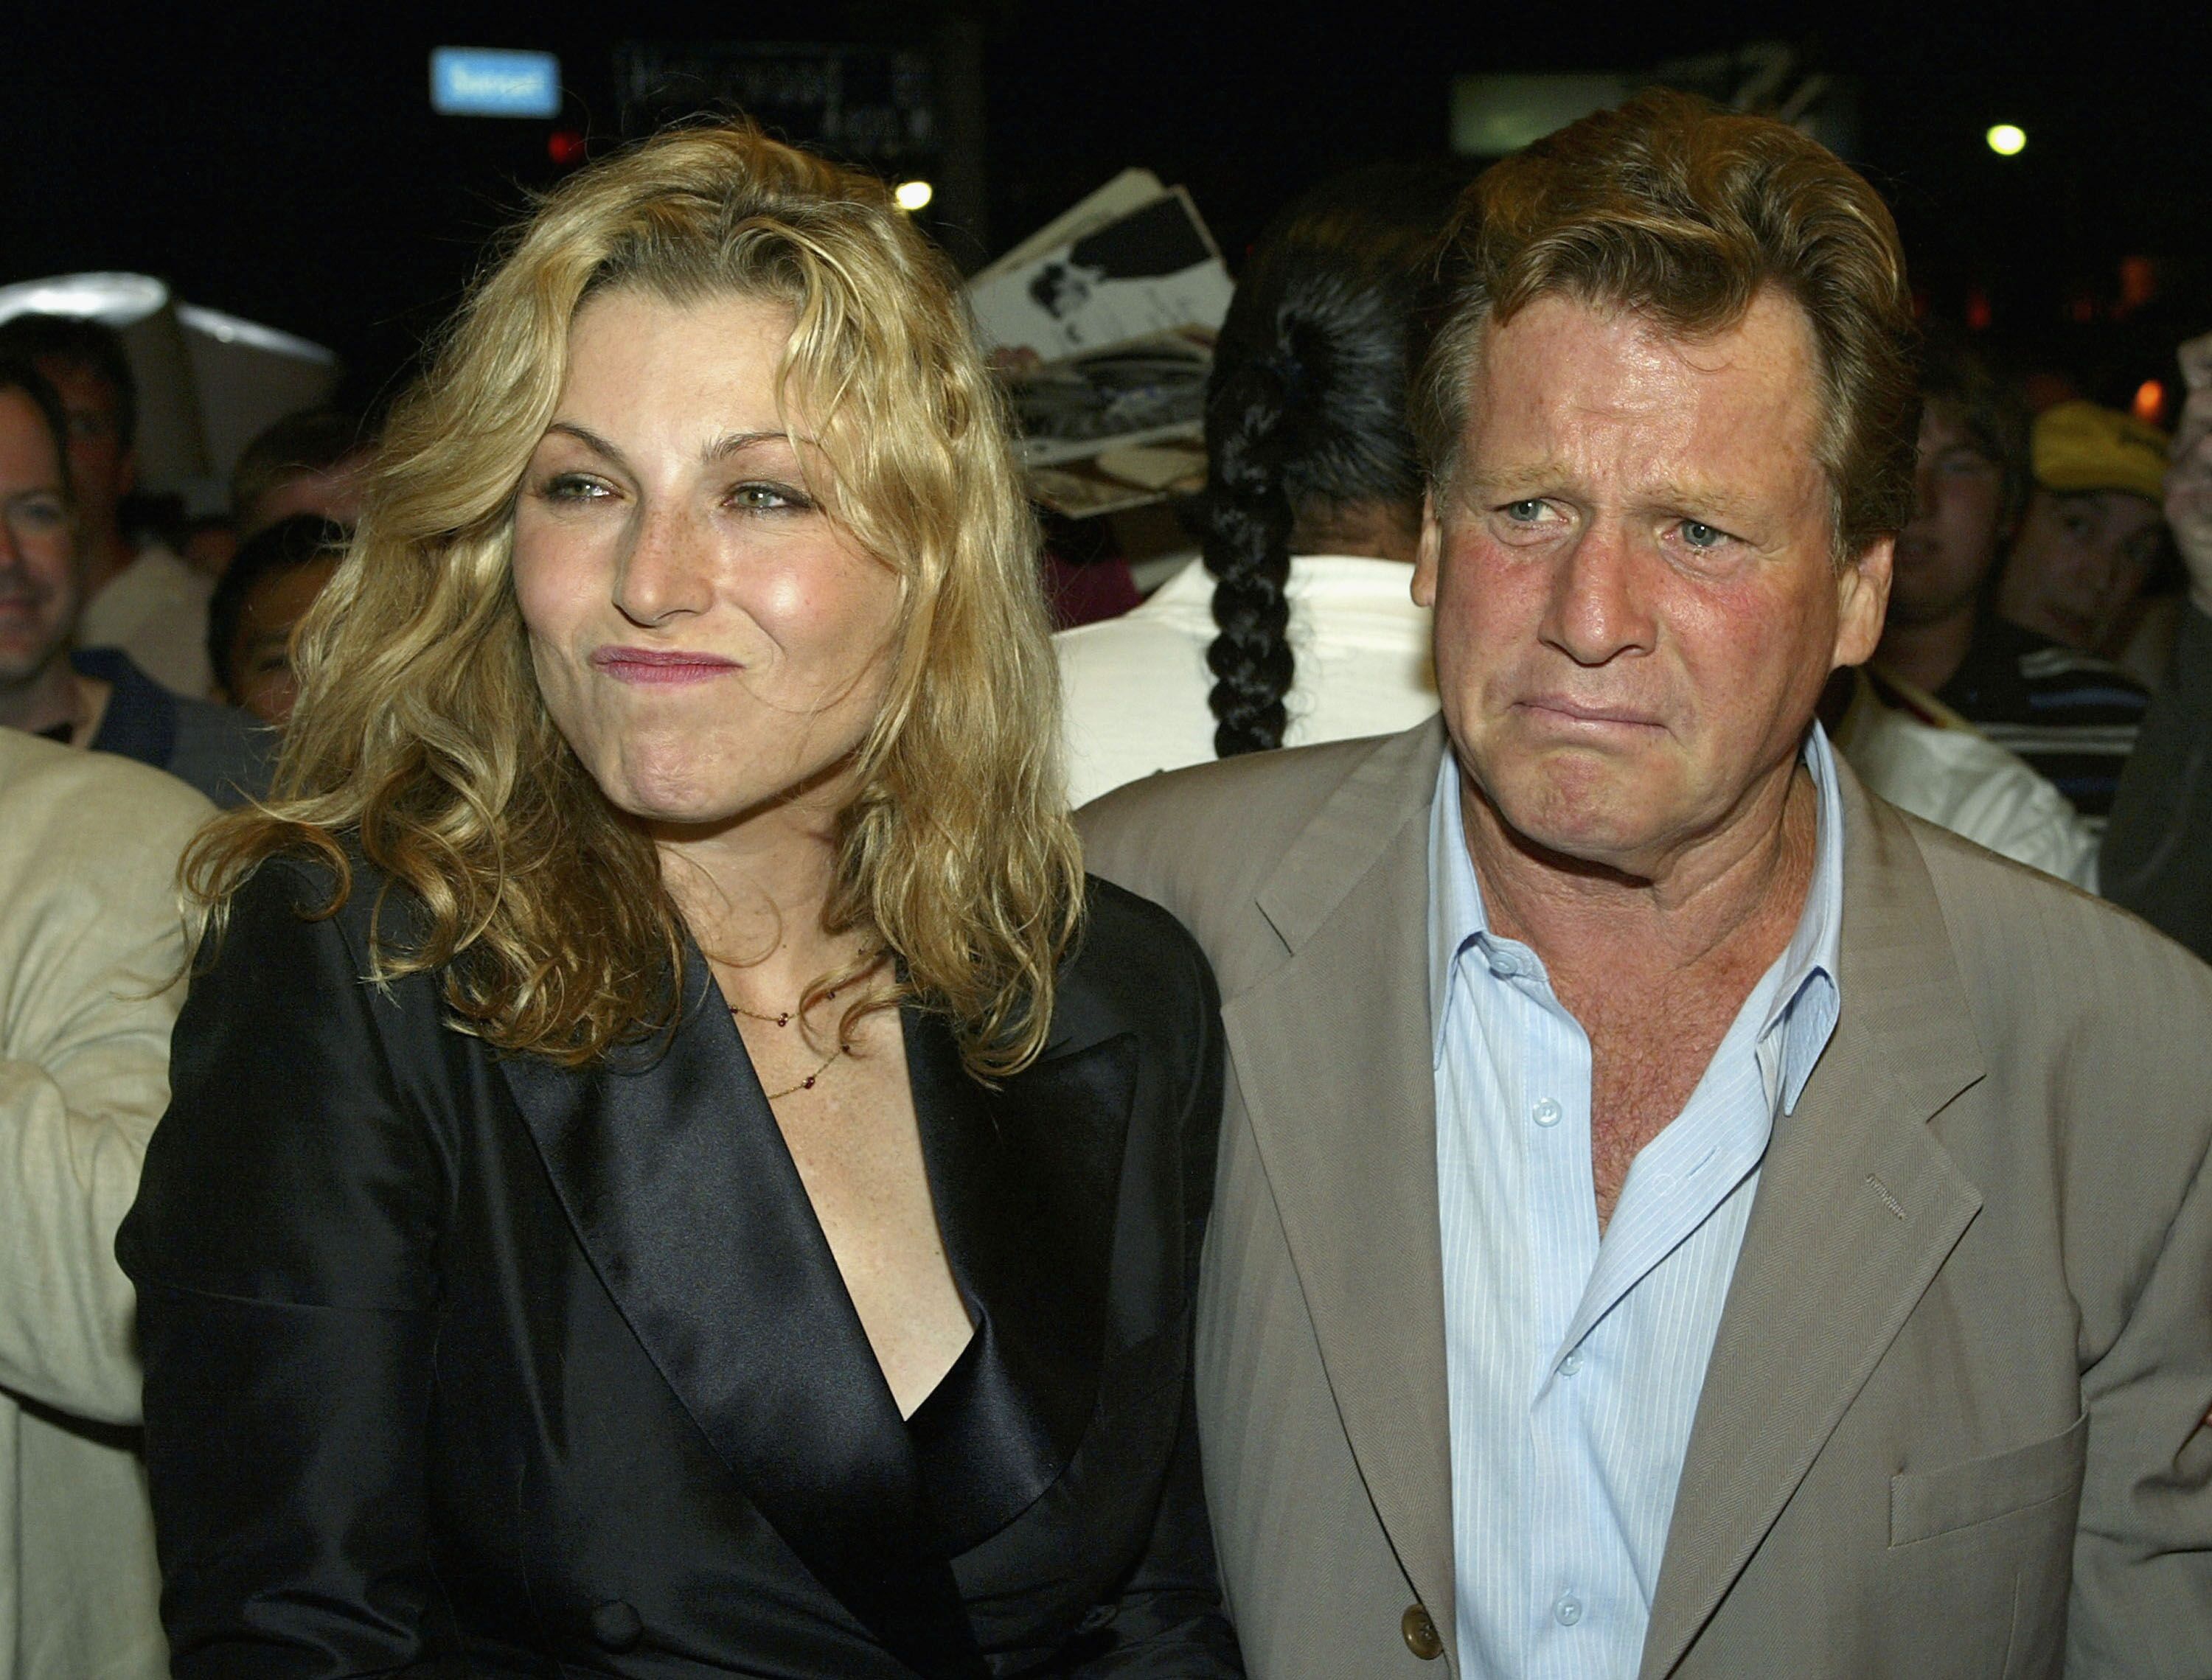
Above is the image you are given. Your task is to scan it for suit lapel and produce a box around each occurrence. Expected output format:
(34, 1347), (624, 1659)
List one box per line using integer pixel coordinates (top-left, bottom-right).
(903, 1005), (1138, 1548)
(497, 961), (987, 1679)
(1219, 719), (1461, 1650)
(1638, 773), (1986, 1679)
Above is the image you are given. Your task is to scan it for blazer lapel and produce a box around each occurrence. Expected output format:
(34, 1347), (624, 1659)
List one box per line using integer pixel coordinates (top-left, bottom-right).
(1218, 719), (1461, 1651)
(1638, 772), (1986, 1679)
(497, 961), (987, 1679)
(903, 1005), (1139, 1548)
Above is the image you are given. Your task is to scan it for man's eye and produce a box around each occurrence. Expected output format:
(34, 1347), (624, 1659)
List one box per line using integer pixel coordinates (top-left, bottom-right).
(1680, 520), (1727, 550)
(1503, 499), (1547, 522)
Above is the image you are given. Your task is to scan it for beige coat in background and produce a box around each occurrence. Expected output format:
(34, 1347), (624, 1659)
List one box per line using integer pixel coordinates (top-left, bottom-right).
(1079, 717), (2212, 1680)
(0, 729), (209, 1680)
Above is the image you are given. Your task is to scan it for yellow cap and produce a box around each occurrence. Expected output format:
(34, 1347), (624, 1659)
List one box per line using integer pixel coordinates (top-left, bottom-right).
(2031, 400), (2169, 502)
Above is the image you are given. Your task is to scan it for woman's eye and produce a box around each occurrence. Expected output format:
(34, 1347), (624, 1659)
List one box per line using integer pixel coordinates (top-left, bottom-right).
(540, 474), (610, 503)
(1680, 520), (1727, 550)
(731, 481), (806, 512)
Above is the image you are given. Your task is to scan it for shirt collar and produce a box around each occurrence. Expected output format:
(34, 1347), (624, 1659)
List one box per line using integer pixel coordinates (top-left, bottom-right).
(1427, 722), (1846, 1113)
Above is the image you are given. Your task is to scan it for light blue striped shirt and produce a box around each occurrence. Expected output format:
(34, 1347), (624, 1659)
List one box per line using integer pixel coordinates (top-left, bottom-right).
(1430, 727), (1845, 1680)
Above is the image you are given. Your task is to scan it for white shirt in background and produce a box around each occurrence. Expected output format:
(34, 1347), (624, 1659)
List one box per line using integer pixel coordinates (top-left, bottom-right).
(1057, 554), (1436, 808)
(77, 543), (214, 699)
(1057, 554), (2102, 890)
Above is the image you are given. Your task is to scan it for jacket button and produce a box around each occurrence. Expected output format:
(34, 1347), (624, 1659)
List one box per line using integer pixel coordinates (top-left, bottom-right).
(1402, 1603), (1443, 1660)
(590, 1599), (644, 1652)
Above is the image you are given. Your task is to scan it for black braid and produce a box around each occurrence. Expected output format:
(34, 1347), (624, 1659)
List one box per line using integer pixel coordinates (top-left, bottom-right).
(1198, 160), (1472, 759)
(1203, 355), (1300, 755)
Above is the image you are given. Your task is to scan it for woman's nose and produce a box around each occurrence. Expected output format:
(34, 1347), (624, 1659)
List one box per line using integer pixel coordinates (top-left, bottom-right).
(611, 501), (714, 627)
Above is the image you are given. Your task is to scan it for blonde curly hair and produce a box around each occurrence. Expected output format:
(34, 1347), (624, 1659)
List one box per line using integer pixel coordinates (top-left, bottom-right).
(187, 122), (1082, 1078)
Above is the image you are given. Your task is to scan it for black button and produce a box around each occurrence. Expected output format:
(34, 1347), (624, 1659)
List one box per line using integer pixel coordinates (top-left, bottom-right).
(590, 1598), (644, 1652)
(1402, 1603), (1443, 1660)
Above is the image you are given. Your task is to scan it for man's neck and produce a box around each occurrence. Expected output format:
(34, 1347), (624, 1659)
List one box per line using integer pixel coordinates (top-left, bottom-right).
(1462, 760), (1818, 1003)
(0, 660), (88, 740)
(1874, 605), (1978, 696)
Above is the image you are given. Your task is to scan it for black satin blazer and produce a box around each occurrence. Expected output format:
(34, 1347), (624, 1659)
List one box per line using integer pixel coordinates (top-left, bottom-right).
(116, 857), (1240, 1679)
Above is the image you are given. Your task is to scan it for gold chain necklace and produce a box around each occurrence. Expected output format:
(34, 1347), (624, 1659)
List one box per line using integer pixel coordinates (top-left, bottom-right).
(726, 985), (838, 1031)
(728, 989), (849, 1098)
(755, 1036), (851, 1099)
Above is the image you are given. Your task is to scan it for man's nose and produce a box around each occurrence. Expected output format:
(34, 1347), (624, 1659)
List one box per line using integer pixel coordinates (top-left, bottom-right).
(611, 501), (714, 627)
(1542, 520), (1658, 666)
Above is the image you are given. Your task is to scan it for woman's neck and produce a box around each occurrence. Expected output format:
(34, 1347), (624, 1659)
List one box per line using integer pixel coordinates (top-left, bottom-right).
(655, 796), (869, 1013)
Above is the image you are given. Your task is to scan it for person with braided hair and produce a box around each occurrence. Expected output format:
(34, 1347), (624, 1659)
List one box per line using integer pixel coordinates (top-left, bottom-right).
(1057, 175), (2100, 885)
(1057, 163), (1466, 806)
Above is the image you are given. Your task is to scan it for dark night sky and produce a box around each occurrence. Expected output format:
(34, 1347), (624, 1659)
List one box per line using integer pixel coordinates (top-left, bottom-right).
(4, 3), (2205, 417)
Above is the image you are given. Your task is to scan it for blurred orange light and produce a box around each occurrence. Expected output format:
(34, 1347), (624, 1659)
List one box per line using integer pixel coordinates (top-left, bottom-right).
(1965, 289), (1992, 331)
(2134, 380), (2168, 427)
(549, 129), (587, 167)
(2118, 257), (2158, 311)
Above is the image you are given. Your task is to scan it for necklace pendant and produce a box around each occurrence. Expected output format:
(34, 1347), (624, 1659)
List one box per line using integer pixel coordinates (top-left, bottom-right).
(776, 1012), (790, 1028)
(800, 1075), (817, 1090)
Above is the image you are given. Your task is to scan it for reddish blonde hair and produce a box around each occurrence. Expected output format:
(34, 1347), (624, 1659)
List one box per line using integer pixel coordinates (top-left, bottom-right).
(1413, 88), (1920, 562)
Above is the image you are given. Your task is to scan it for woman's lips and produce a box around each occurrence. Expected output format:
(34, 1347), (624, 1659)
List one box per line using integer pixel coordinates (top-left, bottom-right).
(589, 646), (741, 687)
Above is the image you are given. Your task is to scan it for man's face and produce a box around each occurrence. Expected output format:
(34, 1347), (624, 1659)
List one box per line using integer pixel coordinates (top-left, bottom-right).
(1890, 402), (2005, 626)
(35, 358), (132, 525)
(1996, 487), (2165, 652)
(1415, 291), (1888, 879)
(0, 390), (81, 689)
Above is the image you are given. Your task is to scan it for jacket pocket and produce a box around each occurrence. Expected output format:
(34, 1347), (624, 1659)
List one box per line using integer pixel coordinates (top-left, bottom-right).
(1888, 1412), (2088, 1547)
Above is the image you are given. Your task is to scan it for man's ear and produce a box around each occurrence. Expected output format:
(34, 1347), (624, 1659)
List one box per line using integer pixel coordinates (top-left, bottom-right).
(1413, 489), (1443, 608)
(1833, 532), (1894, 669)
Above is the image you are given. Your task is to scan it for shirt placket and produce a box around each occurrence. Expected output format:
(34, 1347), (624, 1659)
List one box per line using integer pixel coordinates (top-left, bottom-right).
(1511, 961), (1604, 1674)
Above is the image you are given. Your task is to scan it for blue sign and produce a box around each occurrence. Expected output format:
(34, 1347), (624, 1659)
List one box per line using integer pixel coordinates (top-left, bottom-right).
(431, 48), (562, 119)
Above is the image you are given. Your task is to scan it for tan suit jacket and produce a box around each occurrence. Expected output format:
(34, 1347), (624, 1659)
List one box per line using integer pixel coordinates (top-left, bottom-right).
(1079, 717), (2212, 1680)
(0, 729), (209, 1680)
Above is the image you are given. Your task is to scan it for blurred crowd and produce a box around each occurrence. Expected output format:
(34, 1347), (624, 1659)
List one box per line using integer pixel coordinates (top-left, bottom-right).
(1, 127), (2211, 1676)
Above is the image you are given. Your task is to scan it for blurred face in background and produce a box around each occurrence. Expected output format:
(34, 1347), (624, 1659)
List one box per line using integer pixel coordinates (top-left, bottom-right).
(1889, 402), (2006, 627)
(0, 388), (80, 691)
(511, 287), (902, 832)
(1416, 290), (1887, 879)
(239, 452), (372, 540)
(1997, 487), (2165, 653)
(222, 557), (339, 725)
(35, 358), (131, 530)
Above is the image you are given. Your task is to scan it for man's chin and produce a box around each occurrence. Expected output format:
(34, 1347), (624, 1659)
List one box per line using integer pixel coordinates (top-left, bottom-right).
(1475, 773), (1677, 879)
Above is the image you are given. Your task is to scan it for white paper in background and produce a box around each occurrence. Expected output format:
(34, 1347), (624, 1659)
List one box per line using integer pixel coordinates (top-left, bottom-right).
(973, 167), (1166, 285)
(968, 187), (1233, 362)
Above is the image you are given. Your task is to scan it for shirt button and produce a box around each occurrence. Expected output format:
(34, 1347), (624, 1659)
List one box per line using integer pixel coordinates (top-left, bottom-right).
(1559, 1349), (1583, 1376)
(1554, 1593), (1583, 1627)
(1531, 1098), (1562, 1127)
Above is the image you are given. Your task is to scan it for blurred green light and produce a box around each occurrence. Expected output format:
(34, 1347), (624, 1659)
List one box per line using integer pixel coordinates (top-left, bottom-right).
(1986, 124), (2027, 157)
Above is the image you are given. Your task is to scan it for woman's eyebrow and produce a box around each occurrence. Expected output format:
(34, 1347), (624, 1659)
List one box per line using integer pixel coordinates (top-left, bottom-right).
(543, 420), (628, 470)
(703, 428), (816, 464)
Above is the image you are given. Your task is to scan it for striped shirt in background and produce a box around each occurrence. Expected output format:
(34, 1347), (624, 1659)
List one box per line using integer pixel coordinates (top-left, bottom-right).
(1930, 612), (2148, 828)
(1430, 728), (1845, 1680)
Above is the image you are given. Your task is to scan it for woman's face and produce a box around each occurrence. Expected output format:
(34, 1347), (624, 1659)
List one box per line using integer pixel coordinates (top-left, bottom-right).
(512, 287), (900, 832)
